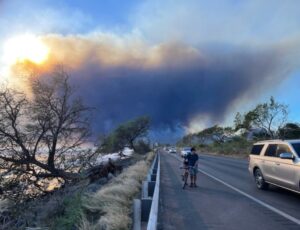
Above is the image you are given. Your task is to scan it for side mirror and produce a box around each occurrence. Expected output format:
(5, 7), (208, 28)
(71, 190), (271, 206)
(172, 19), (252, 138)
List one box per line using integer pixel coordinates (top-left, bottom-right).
(279, 152), (294, 160)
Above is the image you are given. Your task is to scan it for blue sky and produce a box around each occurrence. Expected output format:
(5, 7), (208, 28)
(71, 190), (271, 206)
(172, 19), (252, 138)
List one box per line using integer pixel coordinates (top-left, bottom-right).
(271, 71), (300, 121)
(0, 0), (299, 135)
(0, 0), (140, 35)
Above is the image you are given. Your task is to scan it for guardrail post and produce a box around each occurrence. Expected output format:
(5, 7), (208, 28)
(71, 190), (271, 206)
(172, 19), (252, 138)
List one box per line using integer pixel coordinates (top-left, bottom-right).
(142, 181), (149, 198)
(133, 199), (141, 230)
(148, 181), (156, 197)
(141, 198), (152, 221)
(151, 174), (156, 181)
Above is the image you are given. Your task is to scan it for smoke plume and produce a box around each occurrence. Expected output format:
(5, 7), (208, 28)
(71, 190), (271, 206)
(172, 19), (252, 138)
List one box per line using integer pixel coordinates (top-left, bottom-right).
(9, 34), (300, 136)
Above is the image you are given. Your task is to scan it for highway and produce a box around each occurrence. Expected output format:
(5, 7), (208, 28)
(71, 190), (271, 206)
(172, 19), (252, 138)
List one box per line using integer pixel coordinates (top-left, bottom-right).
(158, 151), (300, 230)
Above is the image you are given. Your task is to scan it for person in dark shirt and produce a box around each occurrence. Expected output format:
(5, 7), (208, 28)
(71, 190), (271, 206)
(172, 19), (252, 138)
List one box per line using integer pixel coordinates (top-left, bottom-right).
(187, 147), (199, 187)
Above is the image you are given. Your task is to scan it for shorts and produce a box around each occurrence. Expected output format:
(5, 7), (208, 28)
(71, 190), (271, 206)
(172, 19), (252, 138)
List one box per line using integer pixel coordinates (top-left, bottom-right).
(189, 166), (198, 176)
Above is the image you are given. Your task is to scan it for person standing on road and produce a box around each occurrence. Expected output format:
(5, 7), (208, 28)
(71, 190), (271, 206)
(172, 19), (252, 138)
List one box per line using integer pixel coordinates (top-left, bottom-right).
(187, 147), (199, 187)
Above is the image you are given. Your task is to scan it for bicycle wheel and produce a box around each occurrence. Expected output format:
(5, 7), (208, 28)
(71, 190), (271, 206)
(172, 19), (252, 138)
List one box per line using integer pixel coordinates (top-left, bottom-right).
(182, 171), (189, 189)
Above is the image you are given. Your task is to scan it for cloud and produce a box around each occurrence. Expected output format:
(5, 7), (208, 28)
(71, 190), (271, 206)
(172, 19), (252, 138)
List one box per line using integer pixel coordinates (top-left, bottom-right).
(0, 0), (91, 39)
(8, 33), (299, 135)
(1, 0), (300, 138)
(134, 0), (300, 45)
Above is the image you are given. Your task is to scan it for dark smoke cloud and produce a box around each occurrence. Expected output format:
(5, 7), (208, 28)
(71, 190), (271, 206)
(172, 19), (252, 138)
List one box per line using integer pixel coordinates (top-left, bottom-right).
(66, 45), (288, 135)
(13, 34), (298, 138)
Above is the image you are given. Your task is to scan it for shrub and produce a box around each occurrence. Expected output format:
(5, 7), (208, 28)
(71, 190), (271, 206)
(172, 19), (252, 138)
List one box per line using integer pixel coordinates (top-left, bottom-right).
(198, 137), (252, 156)
(49, 192), (84, 230)
(134, 140), (151, 154)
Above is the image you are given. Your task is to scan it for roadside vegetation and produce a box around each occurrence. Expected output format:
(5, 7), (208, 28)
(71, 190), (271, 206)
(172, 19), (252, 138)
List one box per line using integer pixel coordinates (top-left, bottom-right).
(98, 116), (151, 154)
(0, 150), (153, 230)
(178, 97), (300, 157)
(0, 69), (94, 201)
(79, 152), (154, 230)
(0, 68), (153, 229)
(197, 137), (253, 157)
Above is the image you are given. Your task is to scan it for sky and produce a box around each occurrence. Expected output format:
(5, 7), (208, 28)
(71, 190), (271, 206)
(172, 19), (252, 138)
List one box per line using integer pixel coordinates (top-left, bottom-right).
(0, 0), (299, 142)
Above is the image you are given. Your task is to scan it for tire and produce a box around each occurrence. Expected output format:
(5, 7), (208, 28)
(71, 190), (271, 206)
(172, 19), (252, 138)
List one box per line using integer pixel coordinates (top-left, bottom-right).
(182, 172), (189, 189)
(254, 168), (268, 190)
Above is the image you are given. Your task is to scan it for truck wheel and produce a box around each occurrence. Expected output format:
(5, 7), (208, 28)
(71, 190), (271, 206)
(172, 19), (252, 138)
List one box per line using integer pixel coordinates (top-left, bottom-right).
(254, 168), (268, 190)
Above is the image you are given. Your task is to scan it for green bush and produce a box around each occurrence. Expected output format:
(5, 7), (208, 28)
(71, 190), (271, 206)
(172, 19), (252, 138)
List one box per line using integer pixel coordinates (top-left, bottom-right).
(50, 193), (83, 230)
(197, 137), (252, 156)
(134, 140), (151, 154)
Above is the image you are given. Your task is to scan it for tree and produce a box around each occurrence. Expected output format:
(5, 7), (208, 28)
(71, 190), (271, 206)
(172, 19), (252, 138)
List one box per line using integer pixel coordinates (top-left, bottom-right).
(250, 97), (288, 138)
(234, 97), (288, 139)
(234, 110), (258, 131)
(233, 112), (243, 131)
(134, 139), (152, 154)
(0, 69), (93, 199)
(99, 116), (150, 153)
(179, 134), (195, 146)
(243, 110), (259, 130)
(278, 123), (300, 139)
(197, 125), (234, 144)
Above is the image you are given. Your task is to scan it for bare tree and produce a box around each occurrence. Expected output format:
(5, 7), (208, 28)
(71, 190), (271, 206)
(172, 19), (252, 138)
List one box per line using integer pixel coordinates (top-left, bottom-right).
(0, 69), (93, 199)
(250, 97), (288, 138)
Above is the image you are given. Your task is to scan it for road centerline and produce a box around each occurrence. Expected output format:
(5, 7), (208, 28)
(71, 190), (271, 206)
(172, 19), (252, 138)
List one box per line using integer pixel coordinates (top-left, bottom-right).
(169, 152), (300, 226)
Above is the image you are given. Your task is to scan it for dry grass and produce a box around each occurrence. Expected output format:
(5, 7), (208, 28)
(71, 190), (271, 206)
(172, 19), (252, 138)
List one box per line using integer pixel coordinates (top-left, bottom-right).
(79, 152), (155, 230)
(0, 199), (11, 212)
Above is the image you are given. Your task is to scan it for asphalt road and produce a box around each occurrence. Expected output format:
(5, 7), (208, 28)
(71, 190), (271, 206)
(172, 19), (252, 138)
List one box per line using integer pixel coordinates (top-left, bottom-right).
(158, 151), (300, 230)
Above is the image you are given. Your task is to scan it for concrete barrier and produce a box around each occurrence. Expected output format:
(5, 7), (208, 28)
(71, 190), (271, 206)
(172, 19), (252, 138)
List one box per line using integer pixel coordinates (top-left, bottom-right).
(133, 153), (160, 230)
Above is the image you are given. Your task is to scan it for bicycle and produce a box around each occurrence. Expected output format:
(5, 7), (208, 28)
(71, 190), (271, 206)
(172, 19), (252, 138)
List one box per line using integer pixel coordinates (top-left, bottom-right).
(180, 166), (191, 189)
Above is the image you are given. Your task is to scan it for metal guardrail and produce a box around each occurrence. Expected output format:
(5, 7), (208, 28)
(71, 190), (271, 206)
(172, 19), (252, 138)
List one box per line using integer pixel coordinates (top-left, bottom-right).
(146, 153), (160, 230)
(133, 153), (160, 230)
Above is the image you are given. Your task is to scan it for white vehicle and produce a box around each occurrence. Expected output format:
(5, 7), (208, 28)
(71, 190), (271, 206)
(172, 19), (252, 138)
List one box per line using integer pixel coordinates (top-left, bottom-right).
(248, 139), (300, 193)
(168, 147), (176, 153)
(181, 147), (191, 157)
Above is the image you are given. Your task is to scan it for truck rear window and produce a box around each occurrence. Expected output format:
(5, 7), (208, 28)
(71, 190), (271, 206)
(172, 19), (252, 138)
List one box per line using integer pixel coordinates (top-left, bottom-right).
(251, 144), (264, 155)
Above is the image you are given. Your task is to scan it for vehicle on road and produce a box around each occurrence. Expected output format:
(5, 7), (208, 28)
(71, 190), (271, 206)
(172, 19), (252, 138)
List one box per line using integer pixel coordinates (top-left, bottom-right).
(248, 139), (300, 193)
(181, 147), (191, 157)
(168, 147), (176, 153)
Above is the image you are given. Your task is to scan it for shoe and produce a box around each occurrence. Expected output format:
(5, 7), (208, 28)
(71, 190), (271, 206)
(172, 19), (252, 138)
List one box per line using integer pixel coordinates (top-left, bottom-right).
(194, 184), (197, 187)
(189, 184), (193, 187)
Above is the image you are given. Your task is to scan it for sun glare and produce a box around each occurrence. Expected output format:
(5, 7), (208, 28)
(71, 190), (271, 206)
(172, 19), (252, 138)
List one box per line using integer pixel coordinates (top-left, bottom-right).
(3, 34), (49, 65)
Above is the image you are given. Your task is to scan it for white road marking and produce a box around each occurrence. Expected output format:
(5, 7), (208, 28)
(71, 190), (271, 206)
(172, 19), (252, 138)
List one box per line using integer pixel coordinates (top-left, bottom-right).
(198, 168), (300, 226)
(170, 153), (300, 226)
